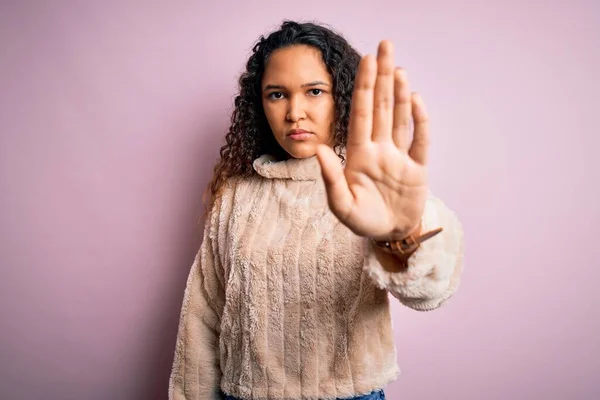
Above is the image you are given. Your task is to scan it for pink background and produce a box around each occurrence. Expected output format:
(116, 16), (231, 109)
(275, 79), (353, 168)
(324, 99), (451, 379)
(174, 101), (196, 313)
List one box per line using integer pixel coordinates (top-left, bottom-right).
(1, 1), (598, 399)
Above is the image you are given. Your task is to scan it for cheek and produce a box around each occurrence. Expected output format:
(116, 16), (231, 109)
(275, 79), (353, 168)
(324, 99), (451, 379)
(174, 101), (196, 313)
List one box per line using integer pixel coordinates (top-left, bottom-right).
(264, 104), (285, 125)
(317, 100), (335, 125)
(262, 104), (277, 127)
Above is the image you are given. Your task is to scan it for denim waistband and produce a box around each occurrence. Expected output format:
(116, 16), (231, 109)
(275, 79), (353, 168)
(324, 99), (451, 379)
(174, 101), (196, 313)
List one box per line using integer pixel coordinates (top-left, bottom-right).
(221, 388), (385, 400)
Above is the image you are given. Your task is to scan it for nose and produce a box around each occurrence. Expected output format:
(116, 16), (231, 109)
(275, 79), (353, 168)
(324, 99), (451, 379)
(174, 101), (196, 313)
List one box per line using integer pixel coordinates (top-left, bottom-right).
(286, 94), (307, 122)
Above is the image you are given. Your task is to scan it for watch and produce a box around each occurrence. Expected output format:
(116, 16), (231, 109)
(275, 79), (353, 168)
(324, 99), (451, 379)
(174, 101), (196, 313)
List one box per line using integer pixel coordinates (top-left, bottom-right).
(372, 226), (443, 256)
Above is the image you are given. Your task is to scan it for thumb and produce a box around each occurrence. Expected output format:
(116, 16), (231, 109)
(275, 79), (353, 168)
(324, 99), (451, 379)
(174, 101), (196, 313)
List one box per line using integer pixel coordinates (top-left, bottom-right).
(315, 144), (354, 219)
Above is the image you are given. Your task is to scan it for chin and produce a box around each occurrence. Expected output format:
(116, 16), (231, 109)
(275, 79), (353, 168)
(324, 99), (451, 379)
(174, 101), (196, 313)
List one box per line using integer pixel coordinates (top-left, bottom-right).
(280, 142), (318, 159)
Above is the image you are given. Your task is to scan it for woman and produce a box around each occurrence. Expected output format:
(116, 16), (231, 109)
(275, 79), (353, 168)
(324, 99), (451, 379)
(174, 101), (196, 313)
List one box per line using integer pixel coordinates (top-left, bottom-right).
(169, 20), (465, 400)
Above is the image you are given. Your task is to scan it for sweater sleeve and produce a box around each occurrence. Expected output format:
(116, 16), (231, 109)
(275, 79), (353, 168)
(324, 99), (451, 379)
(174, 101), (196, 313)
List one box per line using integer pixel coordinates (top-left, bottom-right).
(169, 194), (228, 399)
(363, 191), (465, 312)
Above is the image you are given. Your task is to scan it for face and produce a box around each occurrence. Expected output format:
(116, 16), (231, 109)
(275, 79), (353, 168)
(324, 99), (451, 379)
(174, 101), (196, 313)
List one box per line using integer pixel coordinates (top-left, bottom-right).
(261, 45), (335, 159)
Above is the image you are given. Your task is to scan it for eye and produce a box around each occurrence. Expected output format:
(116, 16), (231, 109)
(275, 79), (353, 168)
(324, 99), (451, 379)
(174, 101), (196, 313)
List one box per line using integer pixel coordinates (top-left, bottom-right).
(308, 89), (323, 96)
(268, 92), (284, 100)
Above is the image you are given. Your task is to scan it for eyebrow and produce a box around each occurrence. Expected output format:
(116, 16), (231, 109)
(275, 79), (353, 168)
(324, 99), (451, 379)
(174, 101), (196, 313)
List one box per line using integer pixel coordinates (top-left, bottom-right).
(263, 81), (330, 91)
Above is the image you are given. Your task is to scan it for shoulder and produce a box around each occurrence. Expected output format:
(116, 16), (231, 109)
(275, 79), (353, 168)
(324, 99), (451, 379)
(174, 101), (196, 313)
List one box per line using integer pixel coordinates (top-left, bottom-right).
(212, 174), (265, 211)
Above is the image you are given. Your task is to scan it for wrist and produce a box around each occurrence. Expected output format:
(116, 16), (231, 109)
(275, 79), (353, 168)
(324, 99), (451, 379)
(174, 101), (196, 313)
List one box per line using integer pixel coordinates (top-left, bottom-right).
(401, 219), (423, 240)
(370, 216), (443, 262)
(376, 218), (423, 243)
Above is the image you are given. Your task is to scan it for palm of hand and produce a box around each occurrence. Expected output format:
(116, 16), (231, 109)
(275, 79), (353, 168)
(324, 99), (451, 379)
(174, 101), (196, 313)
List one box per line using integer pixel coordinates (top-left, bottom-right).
(316, 41), (430, 241)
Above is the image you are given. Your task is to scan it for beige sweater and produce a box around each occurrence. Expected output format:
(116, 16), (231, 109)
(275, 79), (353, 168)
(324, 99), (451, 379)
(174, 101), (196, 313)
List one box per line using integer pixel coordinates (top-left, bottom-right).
(169, 154), (465, 400)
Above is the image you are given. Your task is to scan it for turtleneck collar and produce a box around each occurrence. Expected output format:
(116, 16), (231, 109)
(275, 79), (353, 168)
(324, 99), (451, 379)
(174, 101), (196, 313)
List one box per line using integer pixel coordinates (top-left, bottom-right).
(252, 147), (346, 181)
(252, 154), (322, 181)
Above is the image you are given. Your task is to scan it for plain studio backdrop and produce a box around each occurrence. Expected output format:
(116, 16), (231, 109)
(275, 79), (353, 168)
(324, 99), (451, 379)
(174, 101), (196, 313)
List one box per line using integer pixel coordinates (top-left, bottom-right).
(0, 1), (598, 399)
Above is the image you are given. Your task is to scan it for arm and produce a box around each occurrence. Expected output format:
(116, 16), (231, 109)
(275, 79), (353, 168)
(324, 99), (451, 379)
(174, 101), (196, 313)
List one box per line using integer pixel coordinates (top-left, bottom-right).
(169, 195), (227, 399)
(363, 192), (465, 311)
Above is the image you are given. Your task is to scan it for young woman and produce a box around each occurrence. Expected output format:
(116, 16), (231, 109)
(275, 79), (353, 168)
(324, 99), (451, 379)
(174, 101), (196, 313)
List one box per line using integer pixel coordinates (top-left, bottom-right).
(169, 20), (465, 400)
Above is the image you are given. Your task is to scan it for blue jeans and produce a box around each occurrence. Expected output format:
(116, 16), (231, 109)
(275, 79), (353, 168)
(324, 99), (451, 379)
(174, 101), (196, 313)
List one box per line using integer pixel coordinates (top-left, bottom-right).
(221, 389), (385, 400)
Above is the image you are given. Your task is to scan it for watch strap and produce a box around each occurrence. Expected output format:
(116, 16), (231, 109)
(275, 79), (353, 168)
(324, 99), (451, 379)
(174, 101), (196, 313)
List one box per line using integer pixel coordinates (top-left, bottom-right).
(372, 227), (443, 255)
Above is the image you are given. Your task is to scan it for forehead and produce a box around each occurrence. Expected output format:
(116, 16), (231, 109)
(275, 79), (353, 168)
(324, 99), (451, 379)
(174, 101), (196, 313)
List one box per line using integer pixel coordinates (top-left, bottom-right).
(262, 45), (331, 86)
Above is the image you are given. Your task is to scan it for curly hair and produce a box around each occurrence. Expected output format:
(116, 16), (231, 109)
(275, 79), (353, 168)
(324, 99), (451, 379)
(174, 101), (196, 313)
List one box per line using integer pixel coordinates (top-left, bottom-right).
(203, 20), (362, 213)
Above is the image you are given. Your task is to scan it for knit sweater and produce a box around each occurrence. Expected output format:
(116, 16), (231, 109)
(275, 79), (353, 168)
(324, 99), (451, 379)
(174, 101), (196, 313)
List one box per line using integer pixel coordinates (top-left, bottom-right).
(169, 153), (465, 400)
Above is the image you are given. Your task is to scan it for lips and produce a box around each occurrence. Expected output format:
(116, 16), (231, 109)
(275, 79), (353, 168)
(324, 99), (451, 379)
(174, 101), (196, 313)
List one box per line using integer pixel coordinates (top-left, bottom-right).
(287, 129), (311, 136)
(287, 129), (313, 141)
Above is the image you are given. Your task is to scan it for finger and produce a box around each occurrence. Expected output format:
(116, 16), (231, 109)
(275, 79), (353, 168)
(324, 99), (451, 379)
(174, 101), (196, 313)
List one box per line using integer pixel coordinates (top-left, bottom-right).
(315, 144), (354, 219)
(371, 40), (396, 142)
(408, 92), (430, 165)
(392, 67), (412, 150)
(347, 54), (377, 146)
